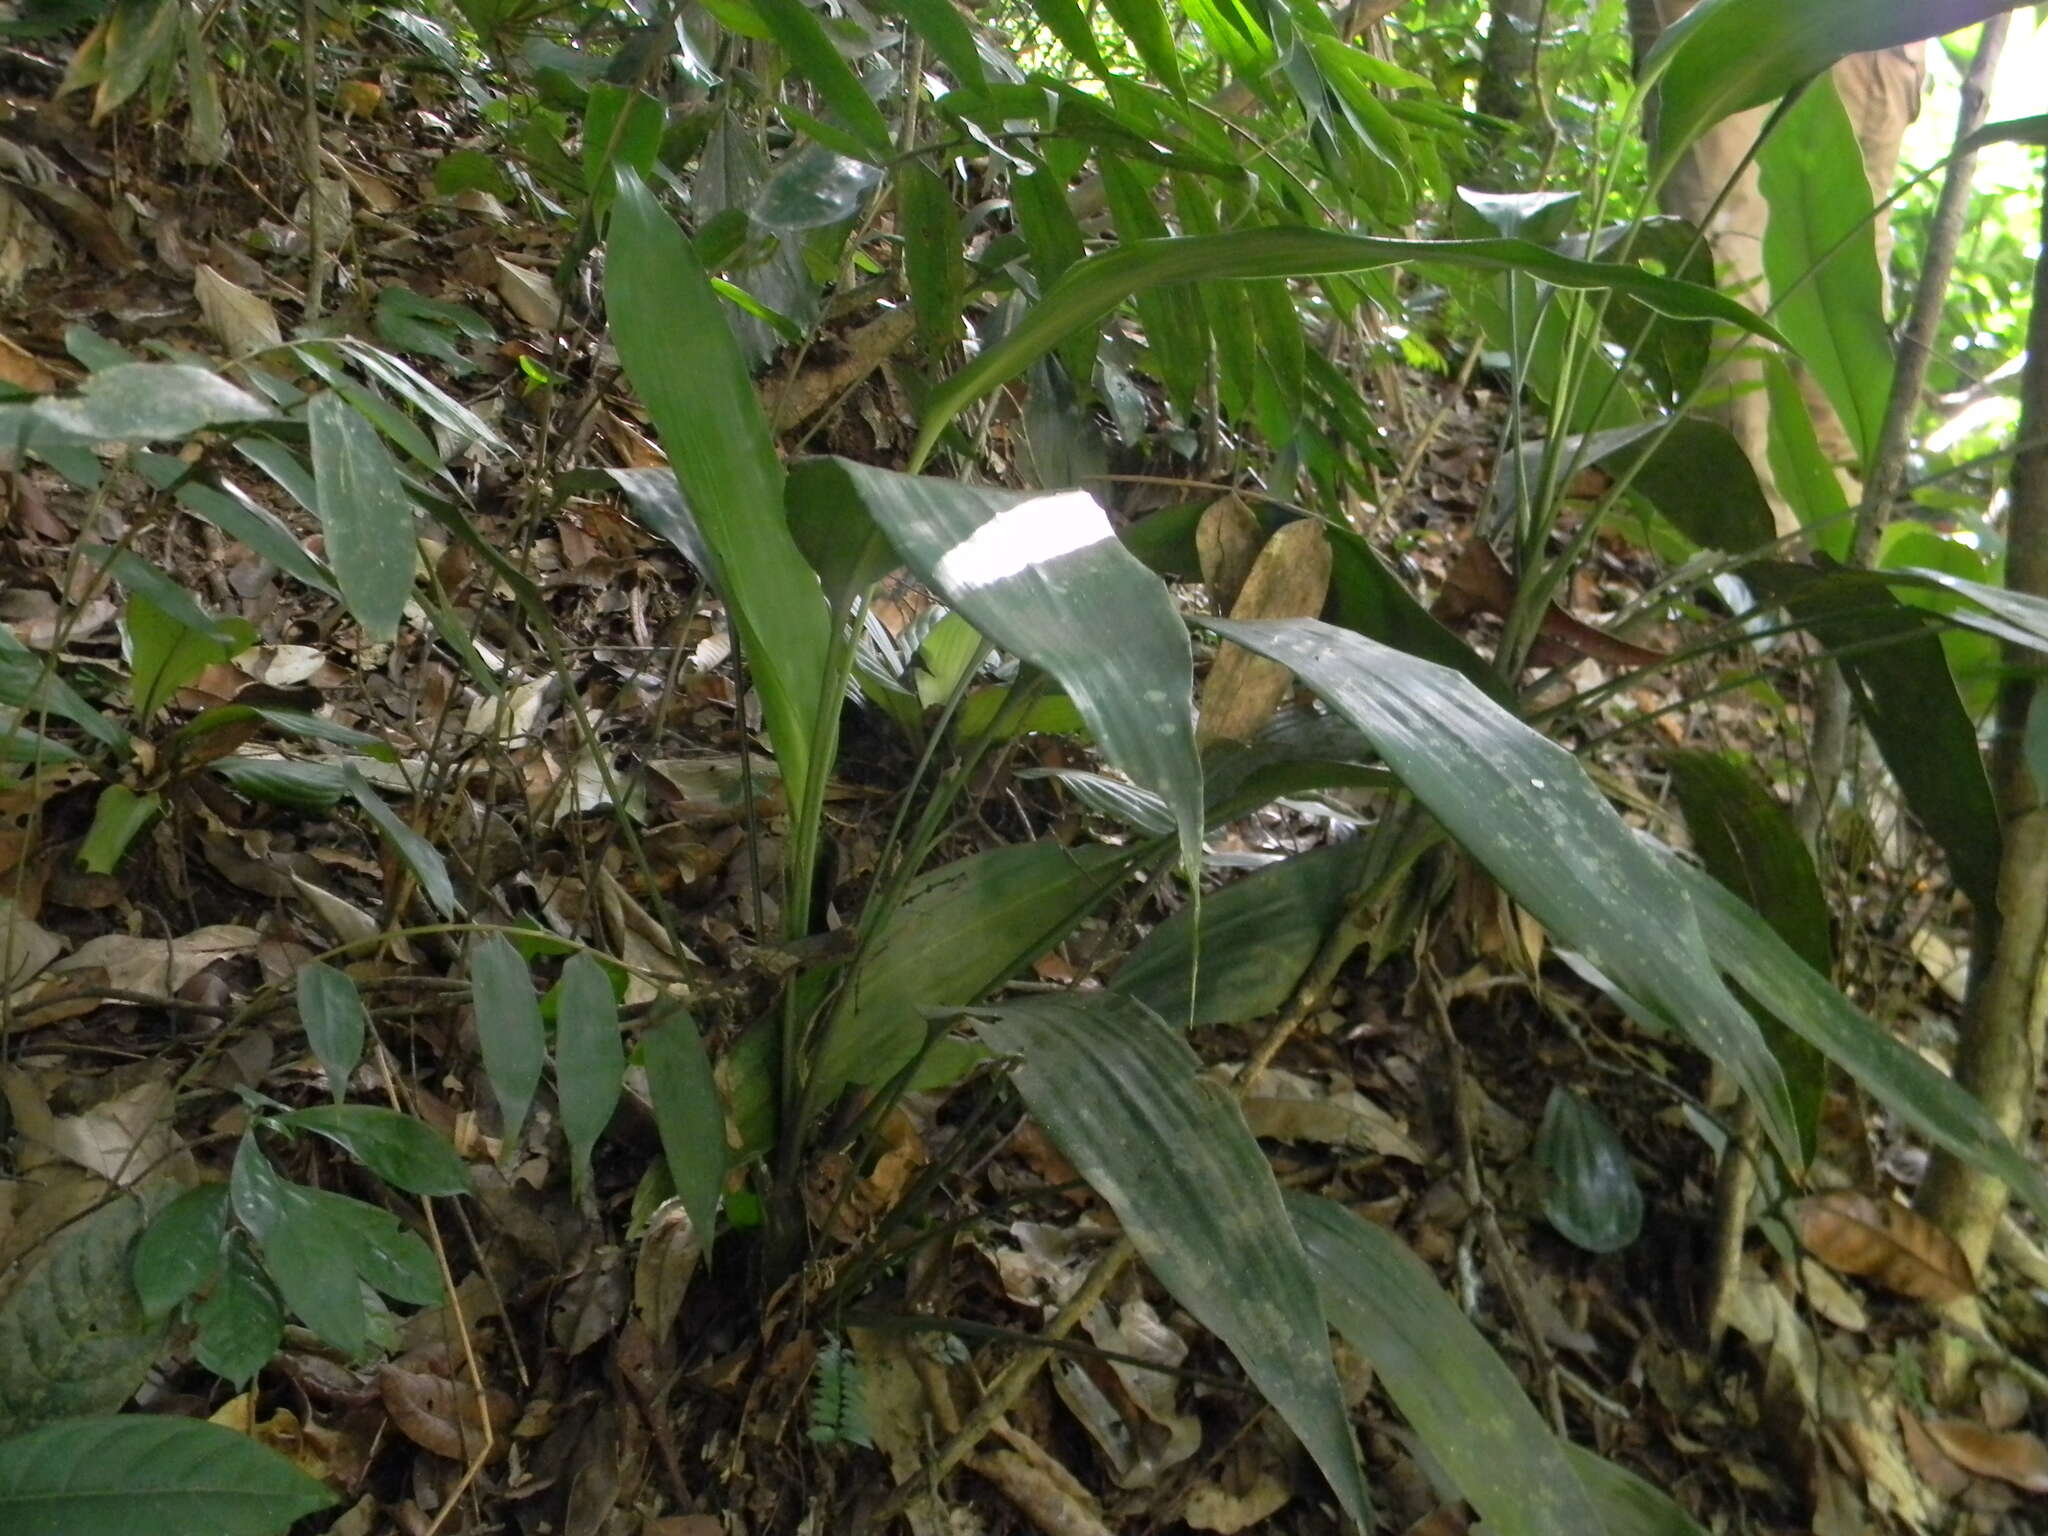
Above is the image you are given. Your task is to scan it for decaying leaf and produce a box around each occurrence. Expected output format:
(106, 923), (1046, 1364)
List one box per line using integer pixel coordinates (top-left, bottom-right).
(1795, 1190), (1975, 1304)
(375, 1362), (513, 1462)
(1198, 518), (1333, 746)
(497, 257), (562, 331)
(1196, 494), (1263, 614)
(195, 264), (284, 357)
(47, 1079), (176, 1186)
(48, 924), (258, 1000)
(1921, 1418), (2048, 1493)
(1431, 536), (1667, 671)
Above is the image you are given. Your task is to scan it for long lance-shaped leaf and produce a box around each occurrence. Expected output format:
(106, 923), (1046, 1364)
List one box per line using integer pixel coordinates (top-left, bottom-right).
(788, 457), (1202, 881)
(912, 230), (1789, 467)
(1673, 855), (2048, 1225)
(1205, 617), (1799, 1164)
(975, 994), (1373, 1531)
(1287, 1191), (1608, 1536)
(605, 169), (834, 823)
(1644, 0), (2027, 171)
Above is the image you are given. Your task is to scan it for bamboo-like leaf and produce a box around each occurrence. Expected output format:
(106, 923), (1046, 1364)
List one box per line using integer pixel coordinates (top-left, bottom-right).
(0, 1416), (335, 1536)
(975, 994), (1372, 1531)
(754, 0), (892, 158)
(1113, 840), (1374, 1026)
(1287, 1191), (1604, 1536)
(793, 458), (1203, 879)
(308, 389), (417, 645)
(470, 935), (545, 1149)
(1672, 857), (2048, 1224)
(1758, 76), (1892, 475)
(556, 952), (625, 1204)
(606, 171), (834, 824)
(1645, 0), (2025, 170)
(812, 841), (1130, 1101)
(1206, 617), (1798, 1162)
(914, 230), (1790, 467)
(640, 1005), (724, 1264)
(343, 767), (458, 919)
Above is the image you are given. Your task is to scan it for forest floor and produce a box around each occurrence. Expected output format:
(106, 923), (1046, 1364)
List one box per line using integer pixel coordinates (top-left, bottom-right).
(0, 49), (2041, 1536)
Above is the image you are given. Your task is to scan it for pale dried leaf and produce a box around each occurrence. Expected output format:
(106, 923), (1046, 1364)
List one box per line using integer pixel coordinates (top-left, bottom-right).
(1183, 1472), (1293, 1534)
(53, 924), (258, 998)
(496, 258), (561, 331)
(631, 1199), (700, 1346)
(195, 264), (283, 356)
(0, 897), (63, 993)
(1898, 1408), (1973, 1500)
(1795, 1191), (1975, 1303)
(48, 1079), (175, 1186)
(1194, 495), (1261, 614)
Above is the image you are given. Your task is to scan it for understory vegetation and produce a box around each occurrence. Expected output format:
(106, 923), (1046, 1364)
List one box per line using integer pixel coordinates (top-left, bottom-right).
(4, 0), (2048, 1532)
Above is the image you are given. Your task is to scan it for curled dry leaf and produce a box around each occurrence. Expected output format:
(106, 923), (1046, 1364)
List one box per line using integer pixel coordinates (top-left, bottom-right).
(1794, 1190), (1974, 1303)
(1922, 1419), (2048, 1494)
(375, 1362), (514, 1462)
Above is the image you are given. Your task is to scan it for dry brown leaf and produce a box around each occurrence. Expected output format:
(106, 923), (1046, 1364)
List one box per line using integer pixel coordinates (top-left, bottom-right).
(1195, 493), (1262, 613)
(1197, 518), (1332, 746)
(0, 332), (56, 392)
(1898, 1408), (1974, 1499)
(631, 1198), (700, 1346)
(1795, 1190), (1975, 1303)
(1183, 1472), (1294, 1533)
(48, 1078), (175, 1186)
(1431, 537), (1666, 671)
(1922, 1419), (2048, 1493)
(51, 923), (258, 999)
(195, 264), (283, 356)
(973, 1437), (1113, 1536)
(0, 895), (62, 993)
(496, 257), (561, 331)
(376, 1363), (512, 1462)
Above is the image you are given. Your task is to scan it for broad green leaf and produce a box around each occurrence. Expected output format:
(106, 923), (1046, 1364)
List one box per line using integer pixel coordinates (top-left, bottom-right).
(1286, 1190), (1605, 1536)
(133, 1184), (229, 1318)
(305, 1188), (442, 1305)
(898, 161), (964, 350)
(0, 725), (80, 764)
(1205, 617), (1799, 1165)
(811, 841), (1131, 1099)
(916, 230), (1789, 468)
(556, 951), (625, 1203)
(0, 1190), (170, 1436)
(1644, 0), (2025, 170)
(0, 362), (273, 449)
(641, 1005), (724, 1264)
(78, 785), (159, 875)
(1675, 856), (2048, 1223)
(1504, 419), (1777, 555)
(276, 1105), (469, 1196)
(261, 1203), (365, 1356)
(0, 630), (127, 752)
(124, 591), (256, 723)
(755, 143), (880, 231)
(1099, 0), (1181, 94)
(891, 0), (983, 86)
(171, 705), (397, 762)
(193, 1238), (284, 1385)
(606, 171), (833, 824)
(606, 466), (720, 585)
(1668, 749), (1829, 1158)
(582, 84), (666, 198)
(1113, 840), (1373, 1026)
(754, 0), (892, 159)
(1102, 157), (1207, 416)
(1536, 1087), (1643, 1253)
(373, 286), (493, 375)
(343, 766), (458, 918)
(1565, 1444), (1711, 1536)
(471, 935), (545, 1149)
(309, 388), (417, 644)
(1762, 354), (1852, 558)
(0, 1415), (334, 1536)
(1750, 566), (2001, 914)
(794, 458), (1203, 880)
(975, 994), (1372, 1531)
(1758, 77), (1892, 475)
(212, 757), (347, 810)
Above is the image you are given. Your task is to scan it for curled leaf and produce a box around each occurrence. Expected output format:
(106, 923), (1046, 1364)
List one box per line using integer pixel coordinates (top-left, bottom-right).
(1794, 1190), (1974, 1304)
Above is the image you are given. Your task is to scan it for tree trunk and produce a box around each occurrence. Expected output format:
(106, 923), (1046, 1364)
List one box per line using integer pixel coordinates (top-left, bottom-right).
(1475, 0), (1542, 123)
(1915, 149), (2048, 1302)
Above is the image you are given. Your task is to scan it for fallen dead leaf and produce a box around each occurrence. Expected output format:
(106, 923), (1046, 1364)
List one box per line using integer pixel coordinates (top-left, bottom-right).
(496, 257), (561, 331)
(1922, 1419), (2048, 1493)
(1795, 1190), (1975, 1304)
(48, 1078), (176, 1186)
(376, 1362), (512, 1462)
(0, 331), (56, 392)
(51, 923), (258, 999)
(195, 264), (283, 356)
(1198, 517), (1333, 746)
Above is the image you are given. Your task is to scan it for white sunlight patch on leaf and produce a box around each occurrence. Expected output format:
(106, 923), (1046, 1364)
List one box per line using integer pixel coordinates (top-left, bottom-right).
(931, 491), (1115, 593)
